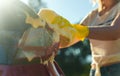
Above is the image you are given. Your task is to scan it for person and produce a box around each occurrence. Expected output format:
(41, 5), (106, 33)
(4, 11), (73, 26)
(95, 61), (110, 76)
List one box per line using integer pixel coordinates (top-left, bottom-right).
(0, 0), (65, 76)
(80, 0), (120, 76)
(38, 0), (120, 76)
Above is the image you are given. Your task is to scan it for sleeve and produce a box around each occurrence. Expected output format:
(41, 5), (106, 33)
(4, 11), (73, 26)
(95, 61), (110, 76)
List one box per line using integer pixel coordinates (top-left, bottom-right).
(80, 8), (98, 26)
(80, 11), (93, 26)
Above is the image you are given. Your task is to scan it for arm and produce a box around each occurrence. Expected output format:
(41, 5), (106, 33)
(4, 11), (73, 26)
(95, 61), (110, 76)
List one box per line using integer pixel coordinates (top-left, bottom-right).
(87, 14), (120, 40)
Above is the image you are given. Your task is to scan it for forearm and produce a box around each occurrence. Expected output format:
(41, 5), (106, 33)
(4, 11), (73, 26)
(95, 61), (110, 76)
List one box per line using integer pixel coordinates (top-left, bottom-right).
(87, 24), (120, 40)
(87, 26), (114, 40)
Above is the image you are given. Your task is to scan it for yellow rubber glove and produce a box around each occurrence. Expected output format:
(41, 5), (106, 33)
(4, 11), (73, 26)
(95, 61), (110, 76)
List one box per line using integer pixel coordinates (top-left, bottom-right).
(38, 8), (89, 48)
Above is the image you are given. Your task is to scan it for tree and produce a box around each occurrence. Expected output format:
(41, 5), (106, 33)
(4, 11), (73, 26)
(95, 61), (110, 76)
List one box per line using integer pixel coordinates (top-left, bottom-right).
(56, 39), (91, 76)
(28, 0), (46, 12)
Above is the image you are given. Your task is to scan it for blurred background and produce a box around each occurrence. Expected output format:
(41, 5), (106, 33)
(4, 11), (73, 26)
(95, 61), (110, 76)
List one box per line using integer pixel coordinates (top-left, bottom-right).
(21, 0), (97, 76)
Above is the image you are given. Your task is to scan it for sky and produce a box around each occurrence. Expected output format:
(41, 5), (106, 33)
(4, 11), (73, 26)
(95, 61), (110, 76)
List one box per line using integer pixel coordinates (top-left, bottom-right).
(41, 0), (97, 23)
(22, 0), (97, 23)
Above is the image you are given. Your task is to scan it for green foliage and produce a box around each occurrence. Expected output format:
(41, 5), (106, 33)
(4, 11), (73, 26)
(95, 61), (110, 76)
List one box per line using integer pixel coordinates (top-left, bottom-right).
(28, 0), (46, 12)
(55, 39), (91, 76)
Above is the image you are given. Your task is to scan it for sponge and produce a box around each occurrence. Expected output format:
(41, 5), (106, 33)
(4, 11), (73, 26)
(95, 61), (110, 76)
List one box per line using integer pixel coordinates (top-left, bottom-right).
(38, 8), (89, 48)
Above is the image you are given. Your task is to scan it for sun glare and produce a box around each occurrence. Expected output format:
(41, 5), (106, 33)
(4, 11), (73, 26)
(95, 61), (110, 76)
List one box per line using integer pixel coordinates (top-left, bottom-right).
(0, 0), (13, 9)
